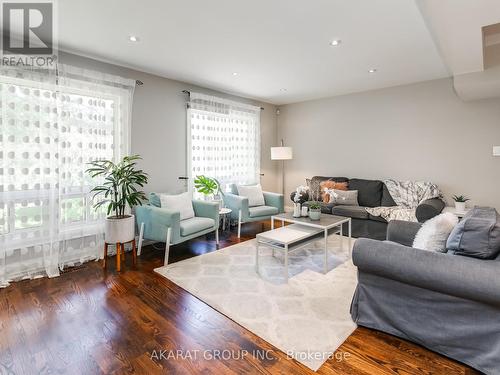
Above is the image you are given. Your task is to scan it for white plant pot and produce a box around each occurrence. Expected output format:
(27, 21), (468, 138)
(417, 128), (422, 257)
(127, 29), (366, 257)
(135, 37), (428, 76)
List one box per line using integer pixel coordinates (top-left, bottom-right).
(454, 202), (466, 213)
(309, 208), (321, 221)
(105, 215), (135, 243)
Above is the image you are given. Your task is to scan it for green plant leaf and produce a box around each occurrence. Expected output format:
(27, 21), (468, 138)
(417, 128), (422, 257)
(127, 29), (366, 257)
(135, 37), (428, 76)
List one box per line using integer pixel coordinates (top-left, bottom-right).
(86, 154), (149, 216)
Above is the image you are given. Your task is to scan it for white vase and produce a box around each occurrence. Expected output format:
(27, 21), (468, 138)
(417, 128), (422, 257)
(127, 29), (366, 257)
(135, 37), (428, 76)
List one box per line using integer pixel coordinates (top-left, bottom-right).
(301, 206), (308, 217)
(293, 203), (301, 218)
(454, 202), (466, 213)
(105, 215), (135, 243)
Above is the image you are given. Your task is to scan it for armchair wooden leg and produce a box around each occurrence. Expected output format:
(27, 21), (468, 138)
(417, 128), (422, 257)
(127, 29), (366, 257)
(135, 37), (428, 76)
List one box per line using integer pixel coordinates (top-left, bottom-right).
(137, 222), (144, 256)
(164, 227), (172, 266)
(238, 210), (242, 238)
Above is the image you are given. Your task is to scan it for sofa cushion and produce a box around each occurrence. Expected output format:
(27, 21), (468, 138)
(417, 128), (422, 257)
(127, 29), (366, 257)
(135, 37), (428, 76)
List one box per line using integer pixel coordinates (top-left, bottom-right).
(149, 192), (161, 207)
(228, 183), (239, 195)
(329, 189), (359, 206)
(332, 205), (369, 220)
(446, 207), (500, 259)
(348, 179), (383, 208)
(180, 217), (215, 236)
(237, 184), (265, 207)
(413, 212), (458, 252)
(309, 176), (349, 200)
(320, 180), (348, 202)
(160, 192), (195, 220)
(381, 184), (397, 207)
(368, 214), (388, 223)
(249, 205), (279, 218)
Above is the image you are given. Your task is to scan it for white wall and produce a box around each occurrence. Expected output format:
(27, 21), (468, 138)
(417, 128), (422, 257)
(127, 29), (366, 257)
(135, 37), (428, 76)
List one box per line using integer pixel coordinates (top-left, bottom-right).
(279, 78), (500, 210)
(59, 52), (278, 194)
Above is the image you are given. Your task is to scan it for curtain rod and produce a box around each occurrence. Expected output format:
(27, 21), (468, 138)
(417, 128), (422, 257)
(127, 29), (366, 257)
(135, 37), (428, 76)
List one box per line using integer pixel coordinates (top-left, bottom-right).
(182, 90), (264, 110)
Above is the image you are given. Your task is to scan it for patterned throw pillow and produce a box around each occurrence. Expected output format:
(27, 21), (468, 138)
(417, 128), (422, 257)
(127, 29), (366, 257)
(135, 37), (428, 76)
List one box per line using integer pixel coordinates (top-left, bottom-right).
(321, 181), (349, 203)
(326, 189), (359, 206)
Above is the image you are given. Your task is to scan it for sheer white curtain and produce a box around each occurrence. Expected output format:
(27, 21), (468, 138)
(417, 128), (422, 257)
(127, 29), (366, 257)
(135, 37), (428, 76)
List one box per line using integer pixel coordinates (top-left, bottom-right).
(0, 64), (135, 287)
(187, 92), (261, 191)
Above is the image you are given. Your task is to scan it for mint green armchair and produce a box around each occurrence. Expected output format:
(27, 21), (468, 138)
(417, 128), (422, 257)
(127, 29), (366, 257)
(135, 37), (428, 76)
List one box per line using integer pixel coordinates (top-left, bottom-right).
(224, 184), (284, 238)
(136, 193), (219, 265)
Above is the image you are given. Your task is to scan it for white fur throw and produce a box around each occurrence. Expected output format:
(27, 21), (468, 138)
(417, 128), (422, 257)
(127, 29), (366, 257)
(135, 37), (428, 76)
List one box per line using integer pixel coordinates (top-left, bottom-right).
(413, 213), (458, 252)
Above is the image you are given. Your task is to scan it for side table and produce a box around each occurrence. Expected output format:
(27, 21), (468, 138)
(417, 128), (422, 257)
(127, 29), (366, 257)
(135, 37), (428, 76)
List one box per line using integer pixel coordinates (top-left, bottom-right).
(219, 207), (232, 231)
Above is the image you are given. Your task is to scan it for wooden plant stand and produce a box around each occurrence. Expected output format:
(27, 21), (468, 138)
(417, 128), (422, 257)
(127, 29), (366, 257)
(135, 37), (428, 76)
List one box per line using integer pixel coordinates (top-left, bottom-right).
(103, 239), (137, 272)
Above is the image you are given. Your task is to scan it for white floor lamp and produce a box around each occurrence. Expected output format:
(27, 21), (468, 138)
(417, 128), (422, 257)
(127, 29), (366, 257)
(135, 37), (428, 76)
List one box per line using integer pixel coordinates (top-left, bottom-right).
(271, 140), (293, 195)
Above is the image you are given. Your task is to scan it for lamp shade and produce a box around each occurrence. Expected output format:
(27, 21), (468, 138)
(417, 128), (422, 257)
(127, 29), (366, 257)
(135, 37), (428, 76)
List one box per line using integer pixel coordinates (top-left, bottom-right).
(494, 146), (500, 156)
(271, 146), (293, 160)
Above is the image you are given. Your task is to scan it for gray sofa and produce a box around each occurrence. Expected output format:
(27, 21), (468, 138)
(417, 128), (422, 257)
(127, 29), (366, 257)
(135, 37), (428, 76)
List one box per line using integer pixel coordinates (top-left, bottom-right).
(297, 176), (444, 240)
(351, 220), (500, 375)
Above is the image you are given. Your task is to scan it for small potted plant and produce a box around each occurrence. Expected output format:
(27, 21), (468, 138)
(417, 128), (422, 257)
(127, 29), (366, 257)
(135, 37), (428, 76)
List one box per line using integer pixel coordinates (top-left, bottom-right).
(86, 155), (148, 244)
(452, 195), (470, 213)
(194, 175), (222, 207)
(308, 201), (322, 220)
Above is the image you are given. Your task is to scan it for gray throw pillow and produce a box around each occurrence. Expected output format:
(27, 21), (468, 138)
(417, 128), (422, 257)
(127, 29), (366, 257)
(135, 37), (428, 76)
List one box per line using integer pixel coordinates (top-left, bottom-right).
(446, 207), (500, 259)
(330, 189), (359, 206)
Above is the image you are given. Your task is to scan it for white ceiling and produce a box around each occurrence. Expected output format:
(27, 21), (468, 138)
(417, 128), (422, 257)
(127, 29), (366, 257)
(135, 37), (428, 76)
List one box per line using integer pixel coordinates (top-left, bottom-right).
(56, 0), (450, 104)
(417, 0), (500, 76)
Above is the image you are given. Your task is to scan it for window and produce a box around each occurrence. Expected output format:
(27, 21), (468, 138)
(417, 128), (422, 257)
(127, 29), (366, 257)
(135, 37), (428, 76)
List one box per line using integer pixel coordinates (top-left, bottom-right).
(0, 65), (135, 286)
(187, 92), (261, 191)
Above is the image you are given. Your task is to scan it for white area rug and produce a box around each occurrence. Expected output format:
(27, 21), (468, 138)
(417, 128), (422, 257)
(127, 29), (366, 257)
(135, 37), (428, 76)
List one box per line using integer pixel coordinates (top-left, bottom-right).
(154, 235), (358, 371)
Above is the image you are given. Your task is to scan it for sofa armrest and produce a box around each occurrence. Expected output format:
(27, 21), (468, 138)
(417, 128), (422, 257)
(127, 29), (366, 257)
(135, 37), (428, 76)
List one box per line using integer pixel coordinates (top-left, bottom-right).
(386, 220), (422, 246)
(192, 200), (219, 229)
(135, 205), (181, 243)
(353, 238), (500, 306)
(223, 193), (249, 220)
(263, 191), (284, 213)
(416, 198), (445, 222)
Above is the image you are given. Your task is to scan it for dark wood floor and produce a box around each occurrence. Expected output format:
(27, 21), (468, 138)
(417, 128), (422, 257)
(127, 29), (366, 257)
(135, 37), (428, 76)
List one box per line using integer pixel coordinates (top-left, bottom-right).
(0, 221), (479, 375)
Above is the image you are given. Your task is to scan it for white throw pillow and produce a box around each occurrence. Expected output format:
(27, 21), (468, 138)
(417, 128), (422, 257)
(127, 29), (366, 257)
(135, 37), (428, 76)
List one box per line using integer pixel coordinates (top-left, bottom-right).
(237, 184), (265, 207)
(160, 191), (195, 221)
(413, 212), (458, 252)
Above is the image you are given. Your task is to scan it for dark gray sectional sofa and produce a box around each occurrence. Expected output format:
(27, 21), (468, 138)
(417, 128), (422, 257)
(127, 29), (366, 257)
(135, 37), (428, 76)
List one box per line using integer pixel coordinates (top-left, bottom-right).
(298, 176), (444, 240)
(351, 219), (500, 375)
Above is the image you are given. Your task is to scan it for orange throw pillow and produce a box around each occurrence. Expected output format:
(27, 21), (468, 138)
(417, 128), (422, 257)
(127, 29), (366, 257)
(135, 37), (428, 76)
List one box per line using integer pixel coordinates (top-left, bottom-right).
(320, 181), (349, 203)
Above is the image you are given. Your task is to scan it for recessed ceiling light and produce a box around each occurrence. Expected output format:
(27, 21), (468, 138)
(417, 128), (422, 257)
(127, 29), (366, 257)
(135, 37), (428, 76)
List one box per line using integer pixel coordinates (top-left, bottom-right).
(232, 72), (239, 76)
(129, 35), (139, 42)
(330, 39), (341, 46)
(368, 68), (377, 73)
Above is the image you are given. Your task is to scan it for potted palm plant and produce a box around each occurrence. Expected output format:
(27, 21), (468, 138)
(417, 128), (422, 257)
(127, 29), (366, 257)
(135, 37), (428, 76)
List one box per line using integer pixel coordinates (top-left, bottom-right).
(194, 175), (222, 207)
(452, 195), (470, 213)
(86, 155), (148, 244)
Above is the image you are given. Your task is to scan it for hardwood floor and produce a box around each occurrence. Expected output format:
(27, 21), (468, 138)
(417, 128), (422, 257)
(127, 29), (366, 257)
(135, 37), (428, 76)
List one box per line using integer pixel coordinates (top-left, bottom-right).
(0, 221), (479, 374)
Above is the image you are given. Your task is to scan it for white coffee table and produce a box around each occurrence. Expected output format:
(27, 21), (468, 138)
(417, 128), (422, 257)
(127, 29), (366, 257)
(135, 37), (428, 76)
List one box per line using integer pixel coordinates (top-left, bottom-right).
(272, 212), (352, 255)
(256, 213), (351, 282)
